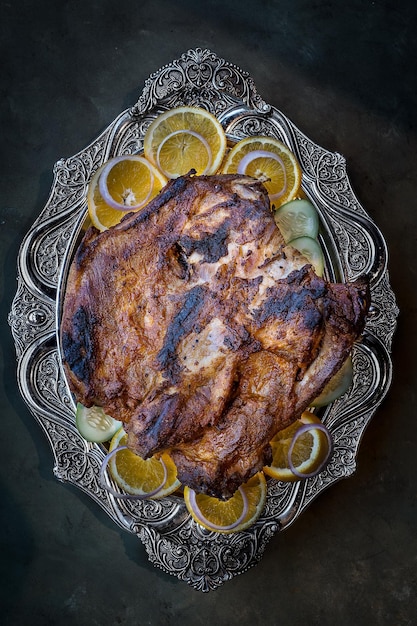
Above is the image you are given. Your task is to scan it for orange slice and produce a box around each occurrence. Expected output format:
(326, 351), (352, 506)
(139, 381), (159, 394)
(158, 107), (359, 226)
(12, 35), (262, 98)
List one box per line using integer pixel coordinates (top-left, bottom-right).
(184, 472), (267, 534)
(107, 429), (181, 498)
(221, 136), (302, 207)
(87, 156), (167, 231)
(144, 106), (227, 178)
(264, 411), (332, 481)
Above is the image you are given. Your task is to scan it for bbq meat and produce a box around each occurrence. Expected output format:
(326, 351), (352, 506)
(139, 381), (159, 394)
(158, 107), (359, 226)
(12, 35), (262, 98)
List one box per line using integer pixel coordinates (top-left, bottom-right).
(61, 172), (369, 499)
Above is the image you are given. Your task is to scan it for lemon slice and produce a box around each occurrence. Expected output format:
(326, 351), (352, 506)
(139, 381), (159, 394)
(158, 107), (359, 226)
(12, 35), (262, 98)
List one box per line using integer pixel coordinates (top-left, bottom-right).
(184, 472), (267, 534)
(144, 106), (227, 178)
(264, 411), (332, 481)
(221, 136), (302, 206)
(87, 157), (167, 231)
(105, 429), (181, 498)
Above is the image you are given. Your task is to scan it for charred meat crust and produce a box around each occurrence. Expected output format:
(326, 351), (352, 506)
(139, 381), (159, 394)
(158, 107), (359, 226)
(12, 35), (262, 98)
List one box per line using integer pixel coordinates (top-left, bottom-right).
(170, 273), (369, 499)
(61, 172), (370, 499)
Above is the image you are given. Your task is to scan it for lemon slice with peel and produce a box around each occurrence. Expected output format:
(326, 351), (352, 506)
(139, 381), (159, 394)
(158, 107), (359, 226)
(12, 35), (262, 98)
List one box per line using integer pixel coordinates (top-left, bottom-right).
(144, 106), (227, 178)
(87, 157), (167, 231)
(184, 472), (267, 534)
(103, 429), (181, 499)
(221, 136), (302, 207)
(264, 411), (332, 481)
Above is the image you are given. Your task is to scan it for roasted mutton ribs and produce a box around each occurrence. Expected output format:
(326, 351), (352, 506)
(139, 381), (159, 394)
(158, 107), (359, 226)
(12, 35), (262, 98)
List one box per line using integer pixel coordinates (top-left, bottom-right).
(61, 173), (369, 499)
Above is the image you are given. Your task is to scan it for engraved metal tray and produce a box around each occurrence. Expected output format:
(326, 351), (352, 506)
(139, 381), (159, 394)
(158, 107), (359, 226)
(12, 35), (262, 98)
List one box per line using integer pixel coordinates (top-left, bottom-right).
(8, 49), (398, 592)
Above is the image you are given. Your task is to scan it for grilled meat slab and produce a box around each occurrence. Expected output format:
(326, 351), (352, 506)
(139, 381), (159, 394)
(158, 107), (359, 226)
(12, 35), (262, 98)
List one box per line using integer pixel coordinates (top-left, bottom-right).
(61, 172), (369, 499)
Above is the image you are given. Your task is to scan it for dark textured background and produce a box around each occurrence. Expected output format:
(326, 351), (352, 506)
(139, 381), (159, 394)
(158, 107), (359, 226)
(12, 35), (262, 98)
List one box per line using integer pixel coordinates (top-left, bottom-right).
(1, 1), (416, 624)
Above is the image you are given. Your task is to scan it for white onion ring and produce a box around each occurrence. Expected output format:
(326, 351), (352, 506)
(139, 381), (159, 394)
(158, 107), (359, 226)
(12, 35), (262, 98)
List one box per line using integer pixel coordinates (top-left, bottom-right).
(188, 486), (249, 532)
(98, 156), (155, 211)
(287, 423), (333, 479)
(236, 149), (287, 201)
(156, 130), (212, 178)
(99, 445), (168, 499)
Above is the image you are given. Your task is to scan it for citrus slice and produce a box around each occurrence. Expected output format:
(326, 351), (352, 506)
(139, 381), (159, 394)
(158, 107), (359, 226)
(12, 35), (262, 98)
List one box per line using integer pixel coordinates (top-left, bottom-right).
(264, 411), (332, 481)
(143, 106), (227, 178)
(87, 157), (167, 231)
(184, 472), (267, 534)
(221, 136), (302, 206)
(98, 155), (167, 210)
(105, 429), (181, 498)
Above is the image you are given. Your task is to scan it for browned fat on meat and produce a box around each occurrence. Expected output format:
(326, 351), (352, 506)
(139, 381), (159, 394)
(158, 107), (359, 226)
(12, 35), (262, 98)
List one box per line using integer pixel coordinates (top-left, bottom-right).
(61, 173), (369, 499)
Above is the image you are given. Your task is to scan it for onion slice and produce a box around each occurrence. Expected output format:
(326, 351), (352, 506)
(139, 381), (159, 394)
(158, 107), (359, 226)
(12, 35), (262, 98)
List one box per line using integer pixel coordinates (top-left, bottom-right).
(98, 156), (155, 211)
(99, 445), (168, 499)
(236, 149), (287, 201)
(287, 423), (333, 479)
(187, 486), (249, 532)
(156, 130), (212, 178)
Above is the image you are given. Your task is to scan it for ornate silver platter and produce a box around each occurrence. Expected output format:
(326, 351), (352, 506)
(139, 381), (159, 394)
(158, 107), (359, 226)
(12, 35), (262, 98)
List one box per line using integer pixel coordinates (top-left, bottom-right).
(9, 49), (398, 592)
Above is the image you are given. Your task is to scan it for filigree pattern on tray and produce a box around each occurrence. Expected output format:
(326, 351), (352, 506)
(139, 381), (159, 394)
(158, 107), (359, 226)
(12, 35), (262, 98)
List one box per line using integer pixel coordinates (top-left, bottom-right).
(8, 48), (398, 592)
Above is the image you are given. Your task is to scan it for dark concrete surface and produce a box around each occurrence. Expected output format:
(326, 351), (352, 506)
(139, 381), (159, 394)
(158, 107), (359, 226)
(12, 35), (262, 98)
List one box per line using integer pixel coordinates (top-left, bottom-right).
(1, 1), (416, 624)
